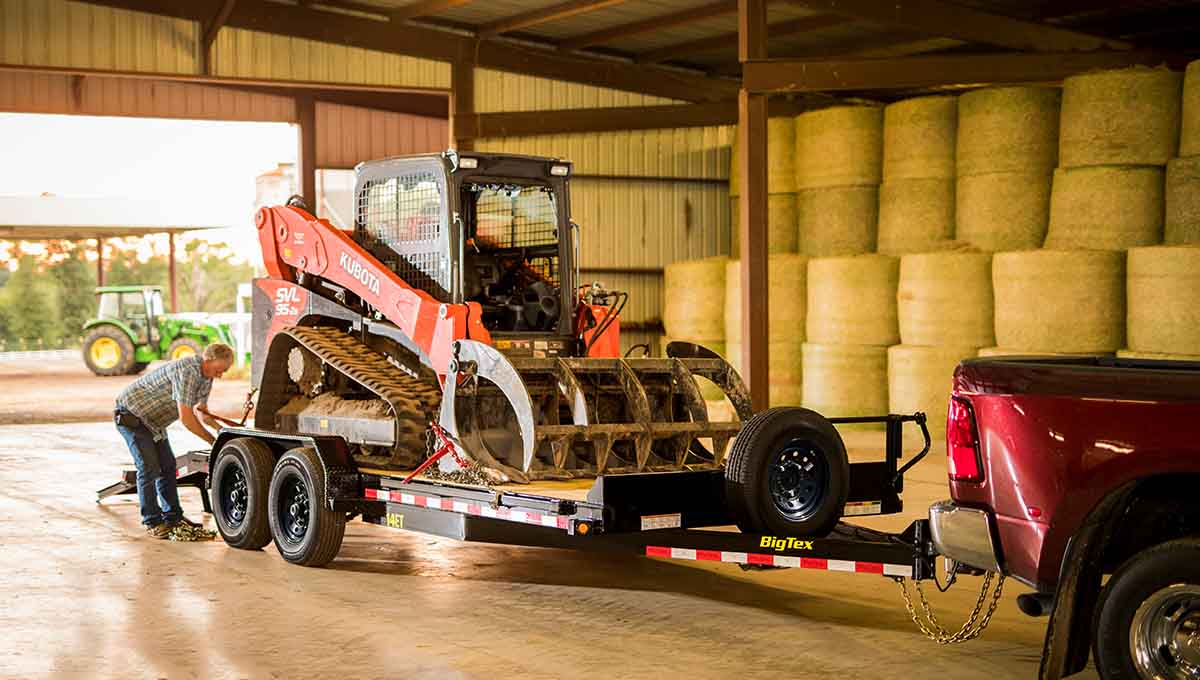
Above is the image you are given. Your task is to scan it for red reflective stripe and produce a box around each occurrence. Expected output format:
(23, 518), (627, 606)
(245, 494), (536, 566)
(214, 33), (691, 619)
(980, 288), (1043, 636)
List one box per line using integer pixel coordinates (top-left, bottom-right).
(467, 504), (481, 515)
(855, 562), (884, 574)
(441, 498), (453, 511)
(747, 552), (774, 565)
(646, 546), (671, 558)
(800, 557), (827, 570)
(696, 550), (722, 562)
(557, 517), (570, 530)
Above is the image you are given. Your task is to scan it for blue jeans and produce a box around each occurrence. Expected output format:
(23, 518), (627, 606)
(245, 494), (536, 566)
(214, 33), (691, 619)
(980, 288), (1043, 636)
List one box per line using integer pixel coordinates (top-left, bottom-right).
(116, 416), (182, 527)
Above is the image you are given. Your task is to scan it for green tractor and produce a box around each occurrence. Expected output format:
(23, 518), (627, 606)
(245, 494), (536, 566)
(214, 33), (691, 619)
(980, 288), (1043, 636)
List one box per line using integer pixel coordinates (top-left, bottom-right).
(82, 285), (236, 376)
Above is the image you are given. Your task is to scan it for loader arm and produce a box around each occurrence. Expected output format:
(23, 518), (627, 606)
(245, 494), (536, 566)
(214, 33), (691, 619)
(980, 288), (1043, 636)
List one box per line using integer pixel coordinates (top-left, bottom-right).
(255, 204), (491, 375)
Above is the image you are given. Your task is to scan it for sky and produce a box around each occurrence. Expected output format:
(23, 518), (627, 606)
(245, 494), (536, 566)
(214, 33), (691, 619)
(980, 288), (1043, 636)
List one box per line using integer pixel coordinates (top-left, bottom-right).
(0, 113), (299, 266)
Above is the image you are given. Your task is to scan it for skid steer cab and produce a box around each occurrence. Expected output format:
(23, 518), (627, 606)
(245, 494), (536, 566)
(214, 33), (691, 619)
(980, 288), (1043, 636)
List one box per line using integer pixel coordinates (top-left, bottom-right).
(249, 150), (752, 485)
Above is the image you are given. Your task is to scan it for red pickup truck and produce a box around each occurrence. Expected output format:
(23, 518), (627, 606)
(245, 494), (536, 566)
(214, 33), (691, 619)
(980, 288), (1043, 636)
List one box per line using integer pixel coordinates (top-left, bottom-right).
(929, 357), (1200, 680)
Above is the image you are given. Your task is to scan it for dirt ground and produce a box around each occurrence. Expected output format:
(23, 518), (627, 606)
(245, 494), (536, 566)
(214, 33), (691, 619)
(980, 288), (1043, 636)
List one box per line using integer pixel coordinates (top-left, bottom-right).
(0, 362), (1097, 679)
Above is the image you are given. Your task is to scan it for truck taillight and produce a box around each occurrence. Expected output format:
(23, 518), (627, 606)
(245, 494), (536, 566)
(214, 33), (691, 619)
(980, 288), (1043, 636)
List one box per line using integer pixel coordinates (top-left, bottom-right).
(947, 397), (983, 483)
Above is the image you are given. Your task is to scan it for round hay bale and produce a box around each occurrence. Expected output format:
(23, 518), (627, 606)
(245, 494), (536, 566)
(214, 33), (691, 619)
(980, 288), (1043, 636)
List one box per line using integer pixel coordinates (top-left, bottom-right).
(956, 171), (1052, 251)
(957, 86), (1061, 175)
(992, 249), (1125, 353)
(795, 105), (883, 189)
(807, 254), (900, 346)
(898, 251), (994, 347)
(978, 347), (1113, 358)
(888, 345), (977, 438)
(663, 257), (727, 343)
(727, 341), (804, 407)
(729, 116), (796, 196)
(729, 193), (799, 257)
(1126, 245), (1200, 355)
(725, 254), (808, 345)
(877, 178), (956, 255)
(1181, 59), (1200, 157)
(802, 343), (888, 430)
(796, 185), (878, 256)
(1060, 67), (1183, 167)
(1166, 156), (1200, 245)
(1117, 349), (1200, 361)
(1044, 166), (1164, 250)
(883, 95), (958, 181)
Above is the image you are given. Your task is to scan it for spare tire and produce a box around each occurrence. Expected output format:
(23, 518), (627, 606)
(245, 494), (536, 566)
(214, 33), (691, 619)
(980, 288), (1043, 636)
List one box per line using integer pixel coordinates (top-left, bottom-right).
(725, 407), (850, 537)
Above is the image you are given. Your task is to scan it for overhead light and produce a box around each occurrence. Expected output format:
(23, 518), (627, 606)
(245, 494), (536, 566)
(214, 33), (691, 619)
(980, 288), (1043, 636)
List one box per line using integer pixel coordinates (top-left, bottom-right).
(550, 165), (570, 176)
(459, 157), (478, 169)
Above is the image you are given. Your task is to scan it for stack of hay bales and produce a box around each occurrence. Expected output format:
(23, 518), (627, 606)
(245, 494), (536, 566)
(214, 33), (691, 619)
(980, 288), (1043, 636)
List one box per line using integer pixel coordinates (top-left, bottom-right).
(890, 251), (993, 434)
(877, 96), (958, 254)
(730, 117), (797, 257)
(663, 257), (728, 398)
(724, 254), (807, 405)
(1044, 67), (1183, 250)
(794, 105), (883, 257)
(955, 87), (1061, 251)
(803, 255), (897, 428)
(1167, 59), (1200, 245)
(1121, 245), (1200, 360)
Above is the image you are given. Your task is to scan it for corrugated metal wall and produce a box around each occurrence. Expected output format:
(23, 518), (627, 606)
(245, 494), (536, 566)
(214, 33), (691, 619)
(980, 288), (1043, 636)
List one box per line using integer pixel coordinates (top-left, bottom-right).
(473, 71), (733, 354)
(0, 0), (450, 90)
(315, 102), (447, 169)
(0, 69), (296, 120)
(212, 27), (449, 90)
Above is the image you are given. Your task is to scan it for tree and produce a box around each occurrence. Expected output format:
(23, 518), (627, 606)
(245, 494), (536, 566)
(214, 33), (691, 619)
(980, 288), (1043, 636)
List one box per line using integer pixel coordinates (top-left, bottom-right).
(177, 241), (256, 313)
(48, 247), (98, 343)
(0, 256), (64, 349)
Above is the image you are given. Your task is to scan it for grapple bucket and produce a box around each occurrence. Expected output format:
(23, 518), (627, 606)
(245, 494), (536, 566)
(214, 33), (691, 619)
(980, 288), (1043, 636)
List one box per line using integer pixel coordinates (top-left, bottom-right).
(437, 340), (753, 482)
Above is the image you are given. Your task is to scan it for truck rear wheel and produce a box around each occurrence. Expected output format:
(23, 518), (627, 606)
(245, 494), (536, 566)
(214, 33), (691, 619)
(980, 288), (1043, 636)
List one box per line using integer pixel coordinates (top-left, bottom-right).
(724, 407), (849, 537)
(82, 326), (135, 376)
(211, 437), (275, 550)
(1094, 538), (1200, 680)
(268, 447), (345, 567)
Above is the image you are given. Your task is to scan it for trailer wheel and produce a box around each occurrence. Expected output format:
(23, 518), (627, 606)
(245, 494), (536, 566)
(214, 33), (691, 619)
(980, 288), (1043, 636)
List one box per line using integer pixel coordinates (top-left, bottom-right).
(268, 447), (345, 567)
(210, 437), (275, 550)
(1093, 538), (1200, 680)
(725, 407), (849, 537)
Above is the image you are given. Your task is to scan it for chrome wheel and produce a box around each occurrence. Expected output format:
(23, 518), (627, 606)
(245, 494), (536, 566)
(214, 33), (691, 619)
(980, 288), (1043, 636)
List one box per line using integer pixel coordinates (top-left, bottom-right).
(1131, 584), (1200, 679)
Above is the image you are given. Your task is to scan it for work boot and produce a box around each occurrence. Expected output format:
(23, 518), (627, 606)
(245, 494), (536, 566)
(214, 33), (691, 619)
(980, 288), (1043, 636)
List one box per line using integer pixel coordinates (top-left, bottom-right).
(169, 516), (203, 529)
(145, 523), (171, 539)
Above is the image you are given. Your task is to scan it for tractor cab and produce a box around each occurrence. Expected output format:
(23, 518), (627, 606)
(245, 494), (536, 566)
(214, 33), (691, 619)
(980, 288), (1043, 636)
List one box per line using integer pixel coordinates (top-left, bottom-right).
(95, 285), (165, 345)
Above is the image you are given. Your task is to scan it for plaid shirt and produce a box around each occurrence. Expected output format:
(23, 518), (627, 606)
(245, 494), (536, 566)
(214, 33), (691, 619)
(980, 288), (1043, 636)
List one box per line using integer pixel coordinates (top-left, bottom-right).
(116, 356), (212, 441)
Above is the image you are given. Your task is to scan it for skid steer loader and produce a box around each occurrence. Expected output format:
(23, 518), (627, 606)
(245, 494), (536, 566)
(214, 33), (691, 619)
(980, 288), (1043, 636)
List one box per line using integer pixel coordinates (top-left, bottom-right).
(250, 151), (751, 484)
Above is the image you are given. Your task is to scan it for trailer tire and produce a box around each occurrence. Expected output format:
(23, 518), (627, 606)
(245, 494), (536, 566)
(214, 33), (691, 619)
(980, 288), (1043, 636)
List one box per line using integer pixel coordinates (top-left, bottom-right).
(725, 407), (849, 537)
(268, 447), (345, 567)
(1093, 538), (1200, 680)
(210, 437), (275, 550)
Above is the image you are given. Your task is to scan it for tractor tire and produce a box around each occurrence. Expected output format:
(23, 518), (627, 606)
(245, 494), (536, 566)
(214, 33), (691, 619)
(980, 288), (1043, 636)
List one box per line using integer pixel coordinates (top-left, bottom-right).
(167, 337), (204, 361)
(82, 325), (136, 377)
(1092, 538), (1200, 680)
(210, 437), (276, 550)
(128, 362), (150, 375)
(724, 407), (850, 537)
(268, 447), (346, 567)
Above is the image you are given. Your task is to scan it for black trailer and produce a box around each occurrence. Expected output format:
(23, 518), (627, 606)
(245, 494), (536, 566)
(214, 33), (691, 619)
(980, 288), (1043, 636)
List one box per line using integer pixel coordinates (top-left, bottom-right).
(98, 409), (938, 583)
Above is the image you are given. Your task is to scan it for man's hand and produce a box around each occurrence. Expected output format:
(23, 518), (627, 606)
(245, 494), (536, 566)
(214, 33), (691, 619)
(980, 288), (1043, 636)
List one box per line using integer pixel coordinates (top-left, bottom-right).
(178, 403), (216, 446)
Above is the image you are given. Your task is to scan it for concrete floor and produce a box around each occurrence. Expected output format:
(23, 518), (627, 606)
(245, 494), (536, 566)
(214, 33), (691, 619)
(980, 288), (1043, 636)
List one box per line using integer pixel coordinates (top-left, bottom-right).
(0, 360), (1094, 679)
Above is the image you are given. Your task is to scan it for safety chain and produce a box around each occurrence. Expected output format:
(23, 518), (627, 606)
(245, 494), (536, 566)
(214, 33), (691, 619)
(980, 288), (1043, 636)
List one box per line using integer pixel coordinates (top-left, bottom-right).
(894, 570), (1006, 644)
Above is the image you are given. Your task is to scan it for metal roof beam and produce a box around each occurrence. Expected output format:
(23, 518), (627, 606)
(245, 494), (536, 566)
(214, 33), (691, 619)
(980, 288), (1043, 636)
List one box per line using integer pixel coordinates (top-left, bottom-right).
(562, 0), (738, 50)
(787, 0), (1130, 52)
(478, 0), (630, 39)
(200, 0), (237, 74)
(389, 0), (478, 22)
(742, 50), (1178, 93)
(638, 14), (848, 64)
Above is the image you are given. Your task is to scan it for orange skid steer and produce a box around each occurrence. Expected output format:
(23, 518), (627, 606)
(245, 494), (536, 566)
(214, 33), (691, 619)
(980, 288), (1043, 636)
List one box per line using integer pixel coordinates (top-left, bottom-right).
(249, 151), (750, 483)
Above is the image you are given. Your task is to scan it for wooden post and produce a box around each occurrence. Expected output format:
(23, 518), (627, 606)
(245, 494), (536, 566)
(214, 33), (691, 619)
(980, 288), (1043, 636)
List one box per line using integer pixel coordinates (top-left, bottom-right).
(296, 94), (317, 209)
(738, 0), (769, 412)
(451, 61), (475, 151)
(96, 237), (105, 287)
(168, 231), (178, 313)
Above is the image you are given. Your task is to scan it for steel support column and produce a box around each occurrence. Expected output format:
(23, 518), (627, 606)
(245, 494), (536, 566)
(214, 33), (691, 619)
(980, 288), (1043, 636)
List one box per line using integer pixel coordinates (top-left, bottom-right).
(168, 231), (178, 313)
(296, 94), (317, 209)
(96, 237), (104, 287)
(738, 0), (769, 412)
(451, 61), (475, 151)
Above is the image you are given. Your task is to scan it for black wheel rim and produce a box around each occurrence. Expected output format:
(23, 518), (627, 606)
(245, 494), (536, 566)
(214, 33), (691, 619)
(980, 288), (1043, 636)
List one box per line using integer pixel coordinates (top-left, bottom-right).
(768, 439), (829, 522)
(277, 472), (310, 544)
(219, 464), (249, 528)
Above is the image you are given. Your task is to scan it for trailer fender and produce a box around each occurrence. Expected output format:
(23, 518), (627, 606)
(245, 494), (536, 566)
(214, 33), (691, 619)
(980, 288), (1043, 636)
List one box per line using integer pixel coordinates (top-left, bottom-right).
(211, 428), (362, 510)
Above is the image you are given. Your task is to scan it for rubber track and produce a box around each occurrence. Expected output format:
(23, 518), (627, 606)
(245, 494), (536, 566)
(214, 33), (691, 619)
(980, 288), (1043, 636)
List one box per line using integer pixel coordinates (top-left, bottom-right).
(282, 326), (443, 468)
